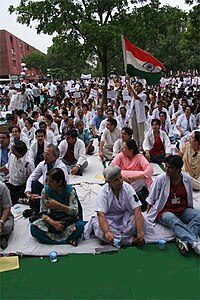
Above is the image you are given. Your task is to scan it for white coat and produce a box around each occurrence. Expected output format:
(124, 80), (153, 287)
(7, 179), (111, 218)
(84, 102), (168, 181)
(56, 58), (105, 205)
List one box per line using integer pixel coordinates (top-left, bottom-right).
(25, 158), (69, 193)
(143, 129), (171, 154)
(126, 91), (146, 123)
(146, 172), (193, 223)
(176, 113), (196, 134)
(58, 138), (87, 167)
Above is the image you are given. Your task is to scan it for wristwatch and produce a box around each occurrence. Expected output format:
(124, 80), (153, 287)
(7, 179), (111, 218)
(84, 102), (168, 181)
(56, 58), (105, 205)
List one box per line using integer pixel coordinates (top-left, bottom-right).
(0, 219), (4, 225)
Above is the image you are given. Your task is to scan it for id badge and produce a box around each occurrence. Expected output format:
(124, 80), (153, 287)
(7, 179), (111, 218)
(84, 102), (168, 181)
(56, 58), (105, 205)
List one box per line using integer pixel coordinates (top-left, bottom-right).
(171, 197), (181, 204)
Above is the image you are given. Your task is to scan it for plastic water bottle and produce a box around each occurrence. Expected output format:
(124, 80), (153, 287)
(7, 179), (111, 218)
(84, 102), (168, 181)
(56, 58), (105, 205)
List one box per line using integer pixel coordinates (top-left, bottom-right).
(158, 239), (166, 250)
(113, 237), (121, 247)
(49, 251), (58, 262)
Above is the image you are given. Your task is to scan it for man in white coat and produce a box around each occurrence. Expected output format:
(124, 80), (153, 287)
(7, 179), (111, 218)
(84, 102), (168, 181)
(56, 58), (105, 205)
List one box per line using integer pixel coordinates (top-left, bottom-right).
(126, 82), (146, 149)
(24, 144), (69, 219)
(58, 128), (88, 176)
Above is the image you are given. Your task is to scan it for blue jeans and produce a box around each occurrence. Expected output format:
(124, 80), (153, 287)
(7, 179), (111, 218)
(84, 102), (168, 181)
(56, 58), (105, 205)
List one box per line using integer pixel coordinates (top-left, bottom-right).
(159, 208), (200, 245)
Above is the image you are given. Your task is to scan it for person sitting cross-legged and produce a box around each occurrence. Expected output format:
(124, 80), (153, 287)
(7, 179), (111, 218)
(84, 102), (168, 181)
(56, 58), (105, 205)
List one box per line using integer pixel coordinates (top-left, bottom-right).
(0, 141), (35, 205)
(30, 168), (85, 246)
(75, 119), (94, 155)
(23, 144), (69, 220)
(84, 165), (145, 246)
(59, 129), (88, 176)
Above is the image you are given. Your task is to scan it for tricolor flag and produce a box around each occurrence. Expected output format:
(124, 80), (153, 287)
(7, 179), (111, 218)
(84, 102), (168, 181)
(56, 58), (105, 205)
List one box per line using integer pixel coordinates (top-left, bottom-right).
(121, 35), (167, 85)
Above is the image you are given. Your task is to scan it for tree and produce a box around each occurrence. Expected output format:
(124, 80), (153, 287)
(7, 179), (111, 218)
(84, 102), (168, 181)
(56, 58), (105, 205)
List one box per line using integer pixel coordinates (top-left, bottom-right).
(9, 0), (146, 100)
(46, 35), (92, 78)
(23, 51), (47, 75)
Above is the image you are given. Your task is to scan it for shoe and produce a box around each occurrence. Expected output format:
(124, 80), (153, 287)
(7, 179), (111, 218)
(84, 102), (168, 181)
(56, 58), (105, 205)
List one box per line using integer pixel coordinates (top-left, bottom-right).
(191, 241), (200, 255)
(175, 238), (189, 256)
(0, 237), (8, 250)
(23, 208), (34, 218)
(67, 238), (79, 247)
(29, 215), (39, 223)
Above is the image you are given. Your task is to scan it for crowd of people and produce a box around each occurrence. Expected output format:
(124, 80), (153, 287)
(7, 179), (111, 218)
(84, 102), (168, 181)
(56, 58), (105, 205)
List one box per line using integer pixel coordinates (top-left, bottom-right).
(0, 73), (199, 256)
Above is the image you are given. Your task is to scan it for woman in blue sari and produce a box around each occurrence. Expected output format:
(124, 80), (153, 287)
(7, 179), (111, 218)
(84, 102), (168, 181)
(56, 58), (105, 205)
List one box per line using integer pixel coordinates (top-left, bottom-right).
(30, 168), (85, 246)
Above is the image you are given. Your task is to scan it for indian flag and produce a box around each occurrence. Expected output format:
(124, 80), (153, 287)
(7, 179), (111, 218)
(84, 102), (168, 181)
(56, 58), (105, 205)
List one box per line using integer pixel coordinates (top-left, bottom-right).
(122, 35), (167, 85)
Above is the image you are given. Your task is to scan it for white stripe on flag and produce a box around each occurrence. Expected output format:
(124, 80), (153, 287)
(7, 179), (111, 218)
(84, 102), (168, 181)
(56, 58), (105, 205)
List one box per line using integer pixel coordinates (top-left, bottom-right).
(126, 51), (162, 74)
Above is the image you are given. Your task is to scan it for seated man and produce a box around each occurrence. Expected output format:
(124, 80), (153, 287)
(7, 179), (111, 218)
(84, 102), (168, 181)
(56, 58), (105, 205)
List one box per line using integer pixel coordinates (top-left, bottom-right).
(10, 126), (29, 150)
(0, 141), (35, 205)
(29, 129), (48, 167)
(24, 144), (69, 219)
(146, 155), (200, 256)
(84, 166), (144, 246)
(99, 118), (121, 161)
(38, 121), (57, 146)
(0, 181), (14, 249)
(0, 131), (11, 180)
(75, 120), (94, 155)
(59, 129), (88, 176)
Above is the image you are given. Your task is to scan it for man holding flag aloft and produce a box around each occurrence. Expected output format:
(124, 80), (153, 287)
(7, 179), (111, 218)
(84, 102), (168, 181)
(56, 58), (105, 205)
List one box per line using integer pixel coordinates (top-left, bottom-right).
(122, 35), (167, 149)
(126, 81), (146, 150)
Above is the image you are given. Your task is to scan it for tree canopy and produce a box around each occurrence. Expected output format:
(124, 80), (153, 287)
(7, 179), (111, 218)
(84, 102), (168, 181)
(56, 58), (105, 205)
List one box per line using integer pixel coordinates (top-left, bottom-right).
(9, 0), (199, 93)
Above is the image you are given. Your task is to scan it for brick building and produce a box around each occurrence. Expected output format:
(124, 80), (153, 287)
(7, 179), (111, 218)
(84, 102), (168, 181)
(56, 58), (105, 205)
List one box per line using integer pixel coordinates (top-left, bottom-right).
(0, 29), (41, 82)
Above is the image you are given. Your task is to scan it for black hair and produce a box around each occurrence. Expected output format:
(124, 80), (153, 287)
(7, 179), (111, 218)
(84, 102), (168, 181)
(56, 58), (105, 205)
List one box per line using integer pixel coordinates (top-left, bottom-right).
(159, 111), (167, 119)
(194, 130), (200, 143)
(0, 131), (10, 138)
(151, 118), (161, 126)
(46, 114), (53, 122)
(12, 126), (21, 133)
(164, 155), (183, 169)
(65, 128), (78, 138)
(125, 139), (139, 155)
(25, 117), (34, 126)
(47, 168), (66, 187)
(121, 127), (133, 136)
(39, 121), (47, 128)
(135, 82), (143, 89)
(12, 141), (27, 156)
(35, 128), (46, 136)
(107, 117), (117, 128)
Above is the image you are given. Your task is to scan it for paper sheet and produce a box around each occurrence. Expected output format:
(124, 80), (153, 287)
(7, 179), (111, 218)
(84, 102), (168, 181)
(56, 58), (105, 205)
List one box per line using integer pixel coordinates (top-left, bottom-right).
(0, 256), (19, 272)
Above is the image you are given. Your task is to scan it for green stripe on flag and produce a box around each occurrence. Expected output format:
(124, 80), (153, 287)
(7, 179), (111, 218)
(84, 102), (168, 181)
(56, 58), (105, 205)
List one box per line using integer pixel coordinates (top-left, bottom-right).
(127, 64), (163, 85)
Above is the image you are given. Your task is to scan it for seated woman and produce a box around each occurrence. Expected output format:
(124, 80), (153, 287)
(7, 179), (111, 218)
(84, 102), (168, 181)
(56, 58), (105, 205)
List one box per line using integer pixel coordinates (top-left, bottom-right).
(143, 118), (171, 163)
(146, 155), (200, 256)
(179, 130), (200, 190)
(113, 126), (133, 157)
(30, 168), (85, 246)
(111, 139), (153, 211)
(84, 166), (144, 246)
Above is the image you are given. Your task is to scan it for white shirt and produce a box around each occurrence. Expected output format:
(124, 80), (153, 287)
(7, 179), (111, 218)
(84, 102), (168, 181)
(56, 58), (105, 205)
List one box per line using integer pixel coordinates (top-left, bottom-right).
(101, 127), (121, 148)
(6, 153), (35, 186)
(126, 91), (146, 123)
(25, 158), (69, 192)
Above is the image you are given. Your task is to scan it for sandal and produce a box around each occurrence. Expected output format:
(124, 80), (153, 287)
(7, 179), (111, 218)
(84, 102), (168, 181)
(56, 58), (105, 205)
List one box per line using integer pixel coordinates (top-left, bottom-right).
(68, 238), (79, 247)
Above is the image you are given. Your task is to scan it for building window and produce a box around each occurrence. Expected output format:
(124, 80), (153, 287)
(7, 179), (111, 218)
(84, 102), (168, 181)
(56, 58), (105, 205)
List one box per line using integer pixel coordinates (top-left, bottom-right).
(27, 45), (29, 51)
(11, 48), (15, 56)
(13, 59), (16, 67)
(10, 35), (13, 43)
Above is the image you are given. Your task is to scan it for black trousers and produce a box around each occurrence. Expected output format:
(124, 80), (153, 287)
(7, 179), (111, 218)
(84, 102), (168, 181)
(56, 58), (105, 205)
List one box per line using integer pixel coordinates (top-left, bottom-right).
(29, 181), (44, 214)
(6, 182), (26, 205)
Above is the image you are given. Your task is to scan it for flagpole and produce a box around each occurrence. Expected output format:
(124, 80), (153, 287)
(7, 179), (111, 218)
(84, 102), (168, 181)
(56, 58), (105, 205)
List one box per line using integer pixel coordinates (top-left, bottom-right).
(121, 34), (127, 76)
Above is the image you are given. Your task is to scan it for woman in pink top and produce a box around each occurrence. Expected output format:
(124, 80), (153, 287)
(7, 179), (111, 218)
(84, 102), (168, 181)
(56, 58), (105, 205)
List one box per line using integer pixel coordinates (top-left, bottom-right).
(111, 139), (153, 211)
